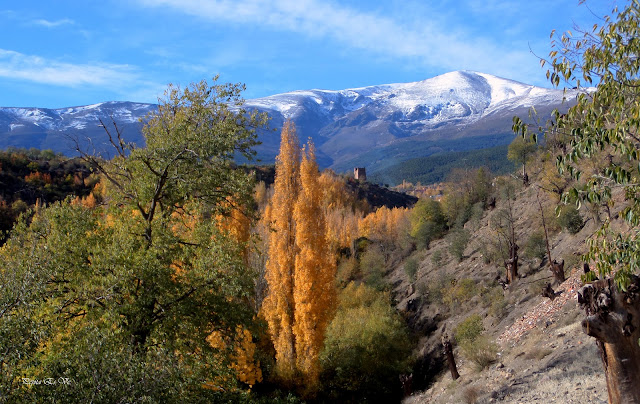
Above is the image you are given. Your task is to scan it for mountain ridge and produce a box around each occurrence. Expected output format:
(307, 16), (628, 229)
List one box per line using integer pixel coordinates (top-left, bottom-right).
(0, 71), (581, 177)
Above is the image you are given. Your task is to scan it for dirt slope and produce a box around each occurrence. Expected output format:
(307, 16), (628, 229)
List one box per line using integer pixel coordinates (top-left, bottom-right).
(391, 183), (613, 403)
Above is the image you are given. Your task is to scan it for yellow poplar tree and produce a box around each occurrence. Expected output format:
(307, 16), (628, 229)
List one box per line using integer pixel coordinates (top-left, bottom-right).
(262, 121), (300, 380)
(292, 140), (337, 386)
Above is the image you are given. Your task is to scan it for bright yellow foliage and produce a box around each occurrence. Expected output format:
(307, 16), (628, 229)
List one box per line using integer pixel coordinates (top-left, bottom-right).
(231, 326), (263, 388)
(358, 206), (409, 241)
(205, 326), (262, 389)
(262, 121), (300, 380)
(292, 141), (337, 386)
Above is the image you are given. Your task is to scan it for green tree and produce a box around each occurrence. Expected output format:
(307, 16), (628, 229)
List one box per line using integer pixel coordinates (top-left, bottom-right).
(410, 199), (446, 249)
(319, 283), (412, 403)
(0, 77), (268, 403)
(515, 3), (640, 401)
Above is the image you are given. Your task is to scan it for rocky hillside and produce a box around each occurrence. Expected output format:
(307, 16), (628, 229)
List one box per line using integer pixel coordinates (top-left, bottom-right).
(389, 180), (615, 403)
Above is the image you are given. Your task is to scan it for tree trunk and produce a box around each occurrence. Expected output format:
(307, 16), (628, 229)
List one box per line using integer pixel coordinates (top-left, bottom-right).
(578, 275), (640, 403)
(550, 259), (565, 284)
(535, 190), (564, 284)
(504, 242), (519, 284)
(541, 283), (557, 300)
(442, 335), (459, 380)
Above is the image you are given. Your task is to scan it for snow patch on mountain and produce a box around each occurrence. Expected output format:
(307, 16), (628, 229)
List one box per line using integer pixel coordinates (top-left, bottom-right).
(245, 71), (577, 129)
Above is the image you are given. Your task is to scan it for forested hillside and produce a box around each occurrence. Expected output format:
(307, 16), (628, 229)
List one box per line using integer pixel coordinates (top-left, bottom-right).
(0, 148), (95, 243)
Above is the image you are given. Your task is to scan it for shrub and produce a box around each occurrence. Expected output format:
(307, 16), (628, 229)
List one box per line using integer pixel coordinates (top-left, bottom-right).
(431, 249), (445, 267)
(482, 286), (507, 319)
(523, 231), (547, 260)
(448, 227), (470, 262)
(404, 256), (419, 283)
(410, 199), (446, 249)
(557, 205), (584, 234)
(443, 278), (477, 309)
(336, 257), (359, 287)
(426, 271), (452, 305)
(319, 283), (412, 402)
(359, 245), (387, 291)
(454, 314), (484, 344)
(412, 220), (443, 249)
(455, 315), (497, 371)
(460, 336), (498, 371)
(462, 386), (481, 404)
(468, 202), (485, 231)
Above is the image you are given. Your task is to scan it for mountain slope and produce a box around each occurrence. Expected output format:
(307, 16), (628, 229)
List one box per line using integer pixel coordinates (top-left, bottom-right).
(0, 71), (580, 176)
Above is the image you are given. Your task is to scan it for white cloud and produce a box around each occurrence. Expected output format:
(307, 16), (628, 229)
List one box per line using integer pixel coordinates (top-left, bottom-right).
(0, 49), (139, 87)
(134, 0), (542, 84)
(32, 18), (75, 28)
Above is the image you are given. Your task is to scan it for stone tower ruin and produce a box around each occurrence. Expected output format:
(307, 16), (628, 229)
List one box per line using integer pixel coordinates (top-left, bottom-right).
(354, 167), (366, 181)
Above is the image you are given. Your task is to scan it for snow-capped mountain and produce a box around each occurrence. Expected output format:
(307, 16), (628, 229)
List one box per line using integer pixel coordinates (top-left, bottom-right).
(0, 71), (578, 173)
(0, 101), (156, 156)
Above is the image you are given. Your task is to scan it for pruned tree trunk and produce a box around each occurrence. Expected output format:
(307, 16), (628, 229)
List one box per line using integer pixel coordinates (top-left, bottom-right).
(578, 275), (640, 403)
(550, 259), (565, 284)
(541, 283), (557, 300)
(399, 373), (413, 397)
(442, 334), (459, 380)
(504, 242), (519, 284)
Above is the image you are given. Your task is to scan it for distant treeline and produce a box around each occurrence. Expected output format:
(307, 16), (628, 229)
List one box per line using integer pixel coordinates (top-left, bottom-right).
(369, 144), (515, 186)
(0, 147), (95, 242)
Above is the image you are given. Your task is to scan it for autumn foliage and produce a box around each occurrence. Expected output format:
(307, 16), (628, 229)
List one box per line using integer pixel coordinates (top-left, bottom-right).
(292, 142), (336, 385)
(262, 122), (337, 388)
(262, 121), (301, 381)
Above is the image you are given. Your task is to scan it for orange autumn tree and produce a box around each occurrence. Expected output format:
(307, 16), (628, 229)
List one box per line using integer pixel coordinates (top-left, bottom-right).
(262, 123), (337, 388)
(292, 141), (336, 386)
(262, 121), (300, 380)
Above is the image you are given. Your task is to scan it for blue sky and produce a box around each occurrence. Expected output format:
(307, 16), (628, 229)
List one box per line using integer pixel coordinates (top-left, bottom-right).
(0, 0), (617, 108)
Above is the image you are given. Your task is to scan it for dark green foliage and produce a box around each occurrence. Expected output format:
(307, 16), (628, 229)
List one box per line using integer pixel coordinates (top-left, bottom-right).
(319, 283), (412, 403)
(367, 144), (516, 186)
(431, 249), (445, 267)
(441, 167), (494, 228)
(360, 245), (387, 291)
(507, 135), (538, 178)
(557, 205), (584, 234)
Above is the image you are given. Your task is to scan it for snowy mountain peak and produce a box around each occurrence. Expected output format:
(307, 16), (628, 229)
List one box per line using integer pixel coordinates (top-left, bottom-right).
(0, 71), (580, 173)
(245, 71), (567, 123)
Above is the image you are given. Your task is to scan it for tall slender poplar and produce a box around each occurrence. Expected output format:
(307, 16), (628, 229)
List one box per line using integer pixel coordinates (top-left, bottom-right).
(262, 121), (300, 379)
(292, 140), (337, 385)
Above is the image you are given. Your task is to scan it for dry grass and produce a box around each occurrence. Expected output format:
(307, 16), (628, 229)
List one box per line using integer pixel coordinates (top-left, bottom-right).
(523, 346), (553, 360)
(462, 386), (481, 404)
